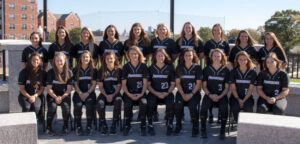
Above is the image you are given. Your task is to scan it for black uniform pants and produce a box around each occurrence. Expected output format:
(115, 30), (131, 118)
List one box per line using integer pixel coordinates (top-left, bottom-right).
(46, 95), (71, 127)
(147, 92), (174, 125)
(73, 92), (96, 128)
(229, 96), (254, 121)
(18, 94), (43, 116)
(96, 93), (122, 122)
(200, 95), (228, 123)
(123, 93), (147, 126)
(257, 97), (287, 115)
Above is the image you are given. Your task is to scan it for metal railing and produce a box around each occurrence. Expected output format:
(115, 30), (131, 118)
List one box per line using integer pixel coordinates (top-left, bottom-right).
(287, 53), (300, 79)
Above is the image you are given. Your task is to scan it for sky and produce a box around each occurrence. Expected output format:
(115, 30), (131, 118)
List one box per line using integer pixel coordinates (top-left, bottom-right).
(37, 0), (300, 34)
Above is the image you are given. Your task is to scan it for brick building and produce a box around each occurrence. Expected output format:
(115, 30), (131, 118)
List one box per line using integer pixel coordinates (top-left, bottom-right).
(0, 0), (38, 39)
(38, 10), (81, 33)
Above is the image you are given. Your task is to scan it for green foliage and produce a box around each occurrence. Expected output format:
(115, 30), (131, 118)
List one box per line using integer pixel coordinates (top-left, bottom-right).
(69, 27), (81, 44)
(198, 27), (213, 42)
(48, 30), (56, 43)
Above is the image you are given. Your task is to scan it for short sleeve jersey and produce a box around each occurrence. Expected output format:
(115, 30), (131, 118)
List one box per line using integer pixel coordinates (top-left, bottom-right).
(48, 42), (73, 60)
(203, 65), (230, 95)
(21, 45), (48, 63)
(46, 69), (73, 96)
(121, 62), (148, 93)
(97, 68), (122, 94)
(257, 70), (289, 98)
(176, 37), (204, 55)
(150, 37), (177, 57)
(124, 39), (150, 56)
(18, 68), (47, 95)
(70, 42), (98, 60)
(148, 64), (175, 92)
(73, 67), (97, 93)
(228, 68), (257, 99)
(176, 64), (203, 94)
(258, 46), (287, 70)
(229, 45), (258, 64)
(204, 39), (230, 65)
(97, 40), (124, 58)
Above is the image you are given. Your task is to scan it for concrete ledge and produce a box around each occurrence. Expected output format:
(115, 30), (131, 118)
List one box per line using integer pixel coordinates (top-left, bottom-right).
(237, 112), (300, 144)
(0, 112), (37, 144)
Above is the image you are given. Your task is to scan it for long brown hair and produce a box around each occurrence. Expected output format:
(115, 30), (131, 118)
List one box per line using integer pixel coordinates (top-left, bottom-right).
(235, 30), (257, 46)
(234, 51), (255, 69)
(263, 52), (282, 73)
(209, 48), (227, 66)
(100, 51), (122, 80)
(152, 48), (172, 65)
(212, 24), (224, 39)
(178, 22), (202, 47)
(27, 52), (43, 89)
(264, 32), (287, 58)
(75, 50), (95, 83)
(81, 27), (95, 55)
(30, 32), (43, 47)
(126, 23), (150, 48)
(126, 46), (145, 63)
(55, 26), (72, 52)
(53, 52), (70, 82)
(176, 48), (199, 77)
(103, 25), (119, 40)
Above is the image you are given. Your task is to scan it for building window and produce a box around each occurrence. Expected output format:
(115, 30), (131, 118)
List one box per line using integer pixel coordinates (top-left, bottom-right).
(9, 24), (15, 29)
(9, 4), (15, 10)
(9, 14), (15, 20)
(31, 6), (34, 11)
(9, 34), (15, 39)
(22, 34), (27, 40)
(31, 16), (34, 21)
(70, 22), (74, 26)
(50, 21), (54, 25)
(21, 4), (27, 10)
(21, 14), (27, 20)
(22, 24), (27, 30)
(31, 25), (34, 30)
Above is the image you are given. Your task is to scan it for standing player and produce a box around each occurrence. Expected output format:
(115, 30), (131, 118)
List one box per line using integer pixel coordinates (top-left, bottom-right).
(124, 23), (151, 59)
(256, 52), (289, 115)
(174, 48), (202, 137)
(147, 48), (176, 136)
(122, 46), (148, 136)
(96, 51), (122, 135)
(48, 26), (73, 68)
(200, 49), (230, 139)
(176, 22), (204, 59)
(22, 32), (48, 70)
(73, 50), (97, 136)
(257, 32), (287, 71)
(229, 51), (257, 122)
(96, 25), (124, 62)
(45, 52), (73, 136)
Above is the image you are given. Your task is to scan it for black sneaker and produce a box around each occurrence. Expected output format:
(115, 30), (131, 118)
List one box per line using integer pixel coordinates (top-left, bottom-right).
(123, 125), (131, 136)
(59, 125), (68, 136)
(192, 127), (199, 137)
(86, 126), (93, 136)
(166, 125), (173, 136)
(173, 125), (181, 136)
(45, 126), (55, 136)
(141, 125), (147, 136)
(75, 126), (84, 136)
(201, 130), (207, 138)
(148, 125), (155, 136)
(208, 116), (213, 124)
(110, 124), (117, 135)
(101, 124), (108, 135)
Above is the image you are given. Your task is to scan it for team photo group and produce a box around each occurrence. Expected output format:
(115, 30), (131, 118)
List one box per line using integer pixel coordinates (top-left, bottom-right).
(18, 22), (290, 140)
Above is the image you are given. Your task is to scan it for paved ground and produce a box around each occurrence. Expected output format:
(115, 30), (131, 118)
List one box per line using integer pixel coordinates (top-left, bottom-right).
(38, 105), (237, 144)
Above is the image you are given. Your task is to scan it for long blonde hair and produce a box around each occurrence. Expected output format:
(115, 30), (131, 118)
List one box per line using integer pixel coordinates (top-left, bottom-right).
(155, 23), (172, 38)
(81, 27), (95, 55)
(53, 52), (70, 82)
(234, 51), (255, 69)
(178, 22), (202, 47)
(126, 46), (145, 63)
(209, 48), (227, 66)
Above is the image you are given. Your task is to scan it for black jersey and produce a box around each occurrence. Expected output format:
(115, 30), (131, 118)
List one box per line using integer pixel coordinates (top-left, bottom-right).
(122, 62), (148, 93)
(204, 39), (230, 65)
(203, 65), (230, 95)
(18, 68), (47, 95)
(21, 45), (48, 63)
(176, 64), (203, 93)
(48, 42), (73, 60)
(257, 70), (289, 98)
(150, 37), (177, 57)
(46, 69), (73, 96)
(229, 45), (258, 64)
(124, 39), (150, 56)
(97, 40), (124, 58)
(97, 68), (122, 94)
(257, 46), (287, 70)
(229, 68), (257, 99)
(176, 37), (204, 55)
(73, 67), (97, 93)
(70, 42), (98, 60)
(148, 64), (175, 92)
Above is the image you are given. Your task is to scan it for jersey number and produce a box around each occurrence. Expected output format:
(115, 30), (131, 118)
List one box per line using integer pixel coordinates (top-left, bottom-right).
(274, 89), (279, 96)
(218, 84), (222, 91)
(161, 82), (169, 90)
(244, 88), (248, 96)
(188, 83), (195, 90)
(137, 81), (143, 89)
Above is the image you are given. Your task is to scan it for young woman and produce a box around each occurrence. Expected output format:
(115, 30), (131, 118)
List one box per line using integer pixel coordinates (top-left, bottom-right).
(258, 32), (287, 71)
(18, 53), (47, 118)
(45, 52), (73, 136)
(229, 30), (258, 66)
(256, 52), (289, 115)
(22, 32), (48, 70)
(176, 22), (204, 59)
(200, 49), (230, 140)
(150, 23), (177, 61)
(73, 50), (97, 136)
(229, 51), (257, 122)
(204, 24), (230, 65)
(70, 27), (98, 64)
(124, 23), (151, 59)
(174, 48), (202, 137)
(96, 25), (124, 62)
(96, 51), (122, 135)
(48, 26), (73, 68)
(122, 46), (148, 136)
(147, 48), (175, 136)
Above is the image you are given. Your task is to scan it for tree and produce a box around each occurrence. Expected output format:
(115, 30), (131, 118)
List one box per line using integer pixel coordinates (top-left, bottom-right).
(265, 9), (300, 51)
(245, 28), (262, 44)
(198, 27), (213, 42)
(48, 30), (56, 43)
(69, 27), (81, 44)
